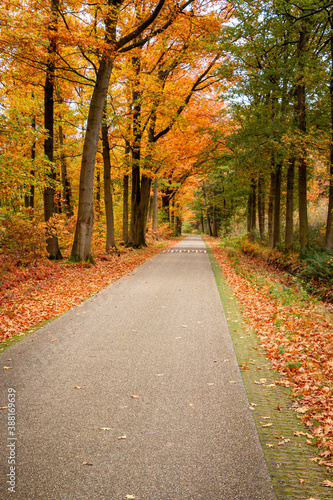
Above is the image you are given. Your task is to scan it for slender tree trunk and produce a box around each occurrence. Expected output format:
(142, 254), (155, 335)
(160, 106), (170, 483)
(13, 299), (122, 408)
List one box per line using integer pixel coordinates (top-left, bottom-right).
(258, 175), (265, 242)
(273, 163), (282, 247)
(25, 116), (35, 209)
(102, 118), (116, 251)
(326, 12), (333, 250)
(44, 0), (62, 259)
(248, 180), (256, 242)
(285, 157), (295, 249)
(297, 26), (309, 250)
(59, 123), (73, 216)
(123, 174), (129, 244)
(268, 169), (276, 248)
(212, 202), (217, 237)
(95, 165), (101, 220)
(152, 176), (158, 237)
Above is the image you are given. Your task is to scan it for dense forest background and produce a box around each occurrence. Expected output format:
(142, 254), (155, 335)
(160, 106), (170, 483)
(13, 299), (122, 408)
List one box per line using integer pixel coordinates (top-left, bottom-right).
(0, 0), (333, 262)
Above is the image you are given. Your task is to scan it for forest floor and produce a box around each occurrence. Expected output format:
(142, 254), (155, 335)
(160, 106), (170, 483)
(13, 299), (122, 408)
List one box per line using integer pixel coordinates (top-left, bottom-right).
(204, 236), (333, 469)
(0, 238), (178, 348)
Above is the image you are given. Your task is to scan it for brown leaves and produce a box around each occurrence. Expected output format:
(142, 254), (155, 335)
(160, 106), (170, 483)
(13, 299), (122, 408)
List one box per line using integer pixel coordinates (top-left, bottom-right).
(0, 240), (176, 343)
(205, 237), (333, 465)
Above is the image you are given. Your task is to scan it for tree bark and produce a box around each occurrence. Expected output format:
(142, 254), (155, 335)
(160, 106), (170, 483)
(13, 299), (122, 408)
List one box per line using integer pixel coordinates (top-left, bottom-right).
(71, 57), (114, 261)
(285, 157), (295, 249)
(44, 0), (62, 260)
(268, 169), (276, 248)
(59, 123), (73, 216)
(297, 26), (309, 250)
(123, 174), (129, 244)
(258, 175), (265, 242)
(25, 116), (35, 209)
(273, 163), (282, 247)
(326, 12), (333, 250)
(102, 119), (116, 251)
(152, 176), (158, 237)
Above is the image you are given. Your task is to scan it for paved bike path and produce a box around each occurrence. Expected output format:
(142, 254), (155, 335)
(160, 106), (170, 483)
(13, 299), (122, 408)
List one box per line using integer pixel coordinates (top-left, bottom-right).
(0, 235), (276, 499)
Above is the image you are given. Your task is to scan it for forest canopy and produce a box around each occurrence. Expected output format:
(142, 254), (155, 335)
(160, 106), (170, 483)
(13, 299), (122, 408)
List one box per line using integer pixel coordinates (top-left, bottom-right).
(0, 0), (332, 260)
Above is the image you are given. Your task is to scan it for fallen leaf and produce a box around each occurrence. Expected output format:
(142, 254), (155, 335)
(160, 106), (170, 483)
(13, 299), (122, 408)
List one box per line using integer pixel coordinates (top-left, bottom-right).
(323, 480), (333, 487)
(82, 461), (93, 466)
(181, 325), (188, 328)
(130, 395), (140, 399)
(100, 428), (112, 431)
(125, 495), (136, 499)
(3, 366), (12, 370)
(266, 444), (274, 448)
(118, 435), (127, 440)
(51, 338), (56, 342)
(156, 373), (164, 377)
(74, 386), (83, 389)
(189, 403), (194, 406)
(0, 406), (9, 410)
(207, 383), (215, 386)
(262, 423), (273, 427)
(299, 479), (305, 484)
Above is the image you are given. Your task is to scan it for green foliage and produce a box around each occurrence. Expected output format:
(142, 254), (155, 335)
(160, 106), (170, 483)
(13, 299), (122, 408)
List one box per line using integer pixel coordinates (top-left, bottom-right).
(297, 248), (333, 301)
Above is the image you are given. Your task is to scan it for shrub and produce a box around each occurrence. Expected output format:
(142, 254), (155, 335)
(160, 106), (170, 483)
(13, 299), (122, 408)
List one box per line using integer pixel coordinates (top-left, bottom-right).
(0, 209), (47, 257)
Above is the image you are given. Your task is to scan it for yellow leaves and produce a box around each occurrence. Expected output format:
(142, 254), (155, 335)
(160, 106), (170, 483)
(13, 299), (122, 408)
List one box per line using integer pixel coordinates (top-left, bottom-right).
(3, 366), (12, 369)
(125, 495), (136, 499)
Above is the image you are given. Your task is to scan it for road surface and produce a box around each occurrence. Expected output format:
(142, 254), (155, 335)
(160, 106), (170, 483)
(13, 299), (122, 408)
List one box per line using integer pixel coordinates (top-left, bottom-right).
(0, 235), (276, 499)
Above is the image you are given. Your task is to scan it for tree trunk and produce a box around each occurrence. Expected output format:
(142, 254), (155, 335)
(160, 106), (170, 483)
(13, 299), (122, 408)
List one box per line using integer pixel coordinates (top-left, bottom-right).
(95, 164), (101, 220)
(268, 169), (276, 248)
(152, 176), (158, 237)
(44, 0), (62, 260)
(297, 27), (309, 250)
(273, 163), (282, 247)
(71, 57), (114, 261)
(326, 12), (333, 250)
(285, 158), (295, 249)
(102, 119), (116, 251)
(248, 180), (256, 242)
(25, 116), (35, 209)
(123, 174), (129, 244)
(258, 175), (265, 242)
(59, 123), (73, 216)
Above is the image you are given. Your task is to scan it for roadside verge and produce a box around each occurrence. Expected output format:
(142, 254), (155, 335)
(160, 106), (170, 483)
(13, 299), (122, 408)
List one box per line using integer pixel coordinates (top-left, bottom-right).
(206, 243), (333, 500)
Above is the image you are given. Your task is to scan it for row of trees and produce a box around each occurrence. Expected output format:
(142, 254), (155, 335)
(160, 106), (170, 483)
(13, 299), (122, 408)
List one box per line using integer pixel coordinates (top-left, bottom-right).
(199, 0), (333, 251)
(0, 0), (229, 260)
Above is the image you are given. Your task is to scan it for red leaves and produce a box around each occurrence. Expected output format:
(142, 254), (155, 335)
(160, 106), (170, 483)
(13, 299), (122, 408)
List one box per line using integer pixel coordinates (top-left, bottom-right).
(0, 241), (175, 344)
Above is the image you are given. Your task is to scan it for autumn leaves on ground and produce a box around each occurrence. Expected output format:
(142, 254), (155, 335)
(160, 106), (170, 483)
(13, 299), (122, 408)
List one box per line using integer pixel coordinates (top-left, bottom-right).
(0, 238), (176, 344)
(205, 237), (333, 468)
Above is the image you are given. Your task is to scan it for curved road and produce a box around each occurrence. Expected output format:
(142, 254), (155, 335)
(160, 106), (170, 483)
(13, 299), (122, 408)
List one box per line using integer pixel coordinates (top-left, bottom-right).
(0, 235), (276, 499)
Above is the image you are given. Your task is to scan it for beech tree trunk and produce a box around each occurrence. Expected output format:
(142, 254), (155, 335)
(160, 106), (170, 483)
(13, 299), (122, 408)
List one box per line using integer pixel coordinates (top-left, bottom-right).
(152, 176), (158, 237)
(268, 169), (276, 248)
(44, 0), (62, 260)
(273, 163), (282, 247)
(258, 175), (265, 242)
(25, 115), (35, 209)
(326, 12), (333, 250)
(71, 58), (114, 261)
(297, 26), (309, 250)
(123, 174), (129, 244)
(102, 119), (116, 251)
(247, 180), (256, 242)
(59, 123), (73, 216)
(285, 158), (295, 249)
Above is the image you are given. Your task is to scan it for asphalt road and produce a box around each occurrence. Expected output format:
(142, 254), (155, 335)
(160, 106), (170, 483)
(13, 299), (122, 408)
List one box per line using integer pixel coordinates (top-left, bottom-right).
(0, 235), (276, 499)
